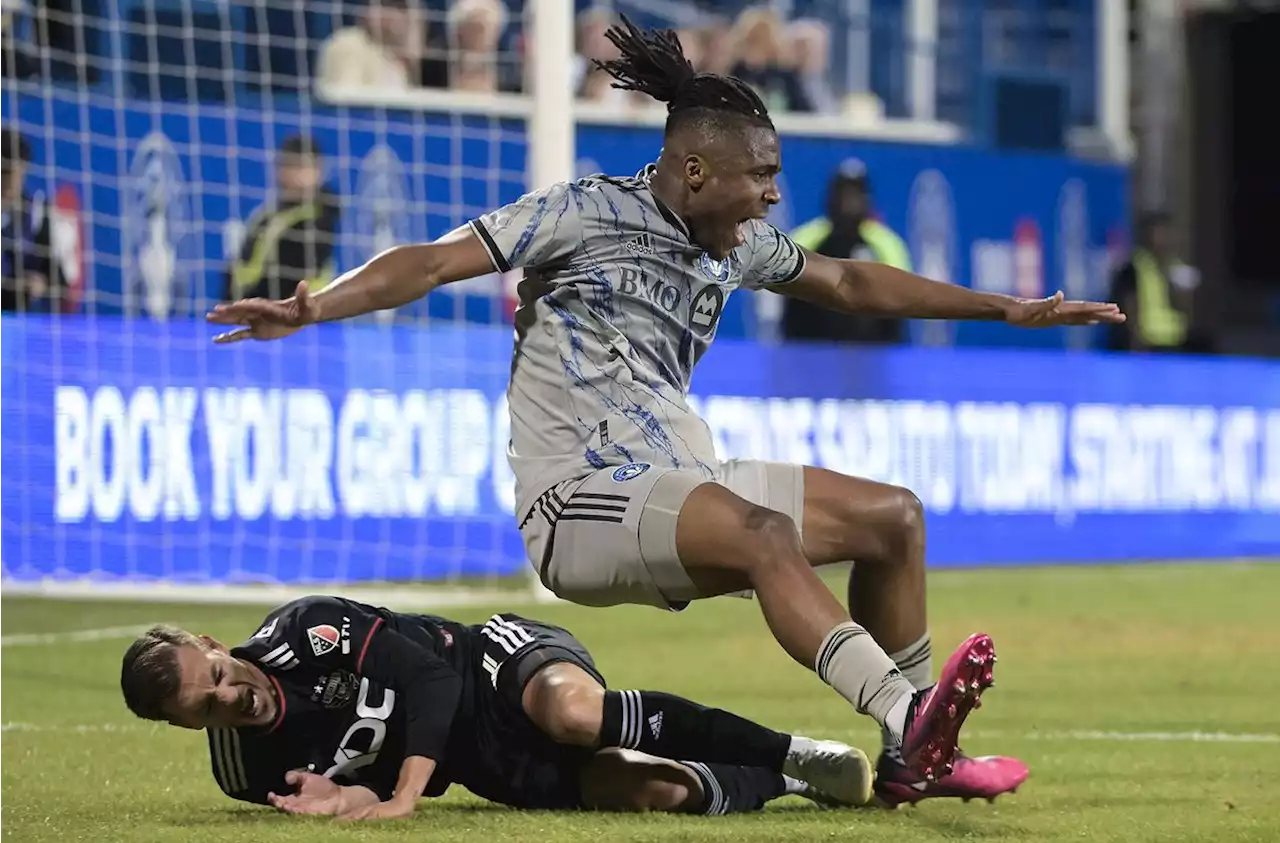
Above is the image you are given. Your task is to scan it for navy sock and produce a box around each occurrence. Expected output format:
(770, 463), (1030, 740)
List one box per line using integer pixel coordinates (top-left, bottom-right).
(680, 763), (788, 815)
(600, 690), (790, 771)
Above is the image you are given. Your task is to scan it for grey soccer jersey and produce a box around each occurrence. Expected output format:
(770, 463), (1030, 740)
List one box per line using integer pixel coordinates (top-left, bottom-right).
(469, 166), (806, 514)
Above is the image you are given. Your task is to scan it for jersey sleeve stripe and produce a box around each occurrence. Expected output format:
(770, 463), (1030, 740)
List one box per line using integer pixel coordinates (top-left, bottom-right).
(211, 728), (247, 793)
(777, 244), (806, 285)
(210, 729), (233, 793)
(355, 616), (385, 673)
(228, 729), (249, 792)
(468, 219), (511, 273)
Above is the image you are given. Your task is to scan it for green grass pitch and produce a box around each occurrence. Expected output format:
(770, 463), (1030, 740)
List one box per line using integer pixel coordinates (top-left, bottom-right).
(4, 562), (1279, 842)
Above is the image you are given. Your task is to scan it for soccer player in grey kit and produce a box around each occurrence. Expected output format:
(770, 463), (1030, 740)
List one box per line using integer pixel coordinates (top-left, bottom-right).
(208, 20), (1124, 807)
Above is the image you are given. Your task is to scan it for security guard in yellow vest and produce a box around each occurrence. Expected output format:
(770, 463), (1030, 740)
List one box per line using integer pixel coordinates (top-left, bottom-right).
(225, 135), (340, 302)
(1107, 212), (1201, 352)
(784, 159), (912, 344)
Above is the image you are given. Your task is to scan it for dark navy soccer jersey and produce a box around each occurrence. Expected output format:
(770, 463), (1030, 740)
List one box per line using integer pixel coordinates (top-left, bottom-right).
(206, 596), (475, 804)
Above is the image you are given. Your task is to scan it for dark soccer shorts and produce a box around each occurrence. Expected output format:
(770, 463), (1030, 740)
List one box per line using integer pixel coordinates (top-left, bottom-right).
(448, 613), (607, 810)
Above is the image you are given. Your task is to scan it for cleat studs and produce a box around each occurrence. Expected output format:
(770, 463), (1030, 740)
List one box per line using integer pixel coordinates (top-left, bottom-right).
(968, 653), (983, 665)
(954, 678), (967, 693)
(947, 703), (958, 718)
(973, 697), (983, 709)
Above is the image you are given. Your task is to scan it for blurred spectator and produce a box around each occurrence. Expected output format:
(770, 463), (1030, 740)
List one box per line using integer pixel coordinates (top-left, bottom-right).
(784, 159), (912, 344)
(1107, 211), (1212, 353)
(2, 1), (38, 80)
(224, 135), (339, 302)
(572, 7), (628, 105)
(316, 0), (421, 91)
(729, 6), (813, 113)
(443, 0), (510, 93)
(2, 128), (60, 313)
(787, 18), (837, 114)
(699, 18), (736, 75)
(675, 28), (704, 72)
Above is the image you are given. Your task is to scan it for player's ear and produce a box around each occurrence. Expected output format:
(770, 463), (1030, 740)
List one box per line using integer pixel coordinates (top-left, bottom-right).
(198, 634), (229, 654)
(683, 155), (707, 190)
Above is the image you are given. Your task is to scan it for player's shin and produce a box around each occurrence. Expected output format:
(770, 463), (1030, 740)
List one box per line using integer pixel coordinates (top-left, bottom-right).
(678, 763), (787, 816)
(599, 690), (790, 770)
(815, 621), (917, 743)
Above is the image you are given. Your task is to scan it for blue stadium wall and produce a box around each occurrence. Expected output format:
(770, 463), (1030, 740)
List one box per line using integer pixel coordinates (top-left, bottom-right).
(4, 316), (1280, 584)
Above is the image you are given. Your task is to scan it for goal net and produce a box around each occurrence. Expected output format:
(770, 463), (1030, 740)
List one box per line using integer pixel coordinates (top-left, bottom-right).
(1, 0), (575, 604)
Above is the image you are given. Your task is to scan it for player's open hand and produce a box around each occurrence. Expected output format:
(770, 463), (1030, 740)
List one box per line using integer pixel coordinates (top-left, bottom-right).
(1003, 291), (1126, 328)
(336, 794), (417, 822)
(206, 281), (320, 344)
(267, 770), (344, 816)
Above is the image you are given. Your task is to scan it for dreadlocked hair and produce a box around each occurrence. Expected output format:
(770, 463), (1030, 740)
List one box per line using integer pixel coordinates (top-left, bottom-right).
(593, 16), (773, 134)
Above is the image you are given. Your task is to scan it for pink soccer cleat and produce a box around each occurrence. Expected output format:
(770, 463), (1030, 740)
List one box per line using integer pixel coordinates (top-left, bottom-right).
(874, 752), (1029, 808)
(899, 633), (997, 781)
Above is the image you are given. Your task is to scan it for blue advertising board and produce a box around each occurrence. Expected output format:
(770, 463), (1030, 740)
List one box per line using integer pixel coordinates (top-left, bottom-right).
(7, 92), (1128, 348)
(3, 315), (1278, 586)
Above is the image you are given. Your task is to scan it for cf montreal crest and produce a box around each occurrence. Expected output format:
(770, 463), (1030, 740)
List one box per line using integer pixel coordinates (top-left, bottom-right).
(697, 252), (732, 283)
(124, 132), (192, 319)
(612, 463), (650, 482)
(353, 145), (413, 323)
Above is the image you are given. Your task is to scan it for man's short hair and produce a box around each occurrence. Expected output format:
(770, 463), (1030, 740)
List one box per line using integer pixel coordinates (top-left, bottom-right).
(120, 624), (201, 721)
(278, 133), (322, 161)
(1, 128), (31, 169)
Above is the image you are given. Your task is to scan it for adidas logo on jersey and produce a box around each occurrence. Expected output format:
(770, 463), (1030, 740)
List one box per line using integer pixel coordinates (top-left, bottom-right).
(624, 233), (656, 256)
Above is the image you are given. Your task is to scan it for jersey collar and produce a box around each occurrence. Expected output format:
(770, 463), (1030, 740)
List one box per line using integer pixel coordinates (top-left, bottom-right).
(639, 163), (692, 241)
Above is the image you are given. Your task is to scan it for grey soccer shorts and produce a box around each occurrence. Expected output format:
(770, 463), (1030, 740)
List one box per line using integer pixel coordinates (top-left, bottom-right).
(518, 460), (804, 611)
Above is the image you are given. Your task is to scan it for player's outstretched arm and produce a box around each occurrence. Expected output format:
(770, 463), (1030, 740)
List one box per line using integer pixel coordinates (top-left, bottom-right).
(206, 225), (496, 343)
(783, 248), (1126, 328)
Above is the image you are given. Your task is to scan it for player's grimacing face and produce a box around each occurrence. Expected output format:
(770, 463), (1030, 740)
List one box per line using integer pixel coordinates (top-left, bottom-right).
(690, 126), (781, 258)
(163, 640), (278, 731)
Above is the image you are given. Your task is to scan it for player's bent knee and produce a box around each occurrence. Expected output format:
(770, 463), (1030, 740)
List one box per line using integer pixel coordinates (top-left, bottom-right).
(739, 506), (806, 575)
(523, 662), (605, 747)
(886, 486), (925, 549)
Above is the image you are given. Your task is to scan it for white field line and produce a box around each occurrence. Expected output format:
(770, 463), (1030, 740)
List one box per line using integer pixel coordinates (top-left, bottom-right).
(997, 729), (1280, 744)
(2, 722), (159, 733)
(0, 624), (188, 647)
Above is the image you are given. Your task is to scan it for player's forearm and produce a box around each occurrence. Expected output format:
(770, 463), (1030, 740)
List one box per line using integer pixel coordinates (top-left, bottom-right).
(361, 628), (463, 762)
(389, 755), (436, 806)
(311, 245), (442, 323)
(836, 260), (1014, 320)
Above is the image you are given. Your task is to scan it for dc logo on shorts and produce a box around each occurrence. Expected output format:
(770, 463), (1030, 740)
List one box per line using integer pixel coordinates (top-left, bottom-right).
(612, 463), (650, 482)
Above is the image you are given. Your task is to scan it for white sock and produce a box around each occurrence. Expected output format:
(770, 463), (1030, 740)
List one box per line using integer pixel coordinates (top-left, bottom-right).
(783, 775), (808, 796)
(881, 633), (932, 754)
(883, 693), (912, 748)
(814, 621), (916, 727)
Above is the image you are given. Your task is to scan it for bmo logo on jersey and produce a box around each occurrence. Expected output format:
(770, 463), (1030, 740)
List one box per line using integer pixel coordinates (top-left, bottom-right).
(618, 267), (680, 314)
(323, 678), (397, 779)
